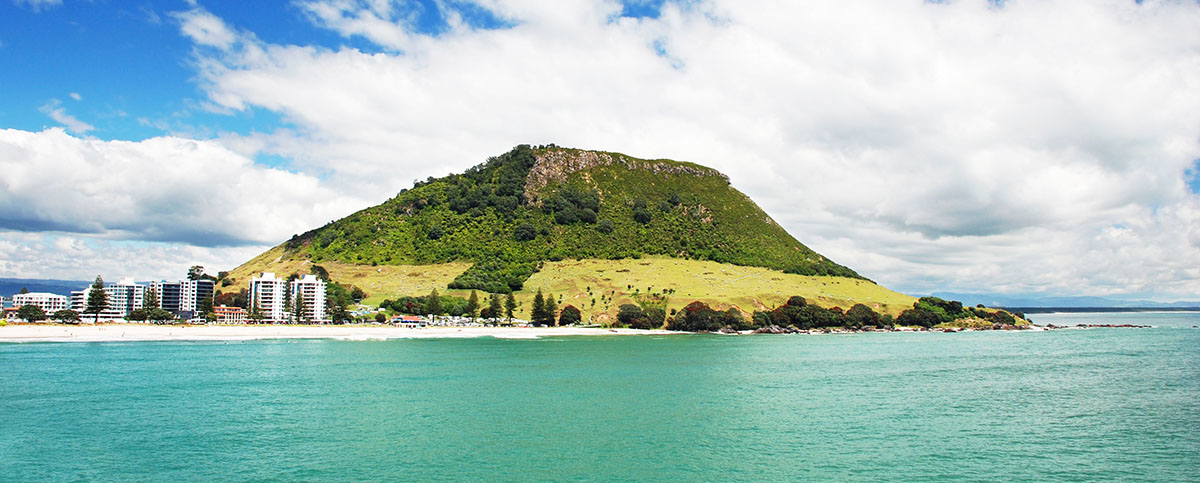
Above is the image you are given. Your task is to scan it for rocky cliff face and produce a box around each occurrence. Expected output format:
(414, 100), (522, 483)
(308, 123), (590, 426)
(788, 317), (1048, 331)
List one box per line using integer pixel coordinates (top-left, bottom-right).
(524, 149), (728, 203)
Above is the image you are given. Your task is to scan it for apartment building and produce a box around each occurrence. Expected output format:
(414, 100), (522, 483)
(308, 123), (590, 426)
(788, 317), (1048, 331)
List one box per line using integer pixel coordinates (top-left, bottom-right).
(148, 279), (214, 319)
(70, 278), (146, 321)
(12, 292), (70, 314)
(248, 272), (288, 322)
(290, 274), (328, 323)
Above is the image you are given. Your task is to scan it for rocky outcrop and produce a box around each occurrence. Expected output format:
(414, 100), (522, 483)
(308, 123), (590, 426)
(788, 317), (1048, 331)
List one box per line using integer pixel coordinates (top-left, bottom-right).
(524, 149), (728, 202)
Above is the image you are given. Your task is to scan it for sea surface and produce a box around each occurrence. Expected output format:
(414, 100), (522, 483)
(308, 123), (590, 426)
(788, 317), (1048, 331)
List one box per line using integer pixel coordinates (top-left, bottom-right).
(2, 312), (1198, 481)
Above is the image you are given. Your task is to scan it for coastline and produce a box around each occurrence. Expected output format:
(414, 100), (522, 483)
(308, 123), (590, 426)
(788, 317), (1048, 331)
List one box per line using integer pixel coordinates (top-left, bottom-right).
(0, 324), (677, 343)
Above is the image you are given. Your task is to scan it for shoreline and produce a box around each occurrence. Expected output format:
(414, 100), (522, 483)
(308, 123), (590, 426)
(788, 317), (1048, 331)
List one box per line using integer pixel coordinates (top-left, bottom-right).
(0, 323), (680, 343)
(0, 321), (1153, 344)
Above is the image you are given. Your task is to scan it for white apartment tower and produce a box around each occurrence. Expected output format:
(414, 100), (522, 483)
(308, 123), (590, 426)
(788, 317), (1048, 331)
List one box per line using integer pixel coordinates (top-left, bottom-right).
(290, 274), (327, 323)
(248, 272), (288, 322)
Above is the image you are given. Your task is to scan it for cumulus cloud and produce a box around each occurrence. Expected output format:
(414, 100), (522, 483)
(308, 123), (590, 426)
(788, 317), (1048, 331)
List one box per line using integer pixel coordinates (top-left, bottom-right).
(0, 128), (368, 247)
(163, 0), (1200, 299)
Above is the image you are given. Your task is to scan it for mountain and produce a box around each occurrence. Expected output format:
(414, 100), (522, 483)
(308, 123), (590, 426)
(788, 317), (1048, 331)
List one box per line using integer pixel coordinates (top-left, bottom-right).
(226, 145), (915, 320)
(0, 278), (89, 299)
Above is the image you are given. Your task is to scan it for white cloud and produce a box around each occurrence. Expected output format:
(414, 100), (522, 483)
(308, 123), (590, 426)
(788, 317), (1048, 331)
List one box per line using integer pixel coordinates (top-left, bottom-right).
(0, 128), (368, 249)
(0, 231), (268, 282)
(172, 7), (238, 49)
(14, 1), (1199, 298)
(38, 99), (94, 134)
(68, 92), (81, 101)
(165, 0), (1200, 299)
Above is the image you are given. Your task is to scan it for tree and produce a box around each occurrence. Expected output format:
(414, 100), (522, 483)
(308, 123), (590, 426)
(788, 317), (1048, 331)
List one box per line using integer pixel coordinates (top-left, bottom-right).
(375, 312), (387, 323)
(144, 288), (160, 309)
(559, 305), (581, 326)
(514, 223), (537, 241)
(531, 289), (547, 326)
(249, 291), (264, 323)
(465, 290), (480, 322)
(17, 305), (46, 322)
(85, 275), (108, 324)
(293, 292), (307, 324)
(643, 307), (666, 329)
(504, 293), (517, 323)
(146, 308), (174, 324)
(845, 304), (880, 329)
(187, 265), (206, 281)
(127, 308), (148, 322)
(53, 309), (80, 324)
(310, 264), (331, 282)
(596, 219), (614, 234)
(18, 286), (29, 294)
(198, 296), (214, 318)
(488, 294), (503, 324)
(544, 295), (558, 326)
(618, 304), (646, 328)
(426, 288), (443, 319)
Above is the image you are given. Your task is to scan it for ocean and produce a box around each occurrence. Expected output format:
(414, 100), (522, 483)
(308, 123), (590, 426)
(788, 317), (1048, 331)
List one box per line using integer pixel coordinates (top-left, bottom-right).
(2, 312), (1197, 481)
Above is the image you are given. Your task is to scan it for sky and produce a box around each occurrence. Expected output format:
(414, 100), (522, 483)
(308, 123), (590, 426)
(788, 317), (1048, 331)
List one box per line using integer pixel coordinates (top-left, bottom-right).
(1, 0), (1199, 301)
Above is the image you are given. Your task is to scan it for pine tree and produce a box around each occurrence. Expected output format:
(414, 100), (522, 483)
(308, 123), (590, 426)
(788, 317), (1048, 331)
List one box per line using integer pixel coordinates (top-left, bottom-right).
(85, 275), (108, 324)
(465, 290), (480, 322)
(144, 288), (160, 309)
(488, 294), (503, 324)
(293, 291), (306, 324)
(504, 293), (517, 323)
(531, 289), (546, 326)
(545, 294), (558, 327)
(250, 291), (264, 322)
(426, 288), (443, 320)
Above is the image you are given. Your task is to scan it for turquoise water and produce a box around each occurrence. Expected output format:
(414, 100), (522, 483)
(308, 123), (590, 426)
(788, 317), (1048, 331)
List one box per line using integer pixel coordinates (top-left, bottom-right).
(2, 313), (1198, 481)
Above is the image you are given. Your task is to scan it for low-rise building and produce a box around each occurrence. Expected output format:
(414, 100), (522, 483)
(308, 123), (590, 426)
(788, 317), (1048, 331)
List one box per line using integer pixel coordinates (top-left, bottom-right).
(213, 305), (247, 324)
(12, 292), (70, 314)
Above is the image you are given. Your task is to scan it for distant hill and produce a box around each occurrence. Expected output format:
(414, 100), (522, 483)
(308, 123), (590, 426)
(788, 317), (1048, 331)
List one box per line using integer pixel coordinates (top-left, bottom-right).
(227, 145), (914, 321)
(932, 292), (1200, 310)
(1, 278), (88, 298)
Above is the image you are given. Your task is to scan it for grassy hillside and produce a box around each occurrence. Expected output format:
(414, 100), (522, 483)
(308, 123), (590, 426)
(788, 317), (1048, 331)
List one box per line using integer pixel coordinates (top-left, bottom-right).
(226, 251), (913, 323)
(520, 257), (914, 322)
(254, 145), (859, 294)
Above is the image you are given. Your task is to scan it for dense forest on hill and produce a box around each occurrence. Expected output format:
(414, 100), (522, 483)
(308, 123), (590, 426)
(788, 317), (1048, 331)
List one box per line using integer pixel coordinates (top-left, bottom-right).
(279, 145), (860, 293)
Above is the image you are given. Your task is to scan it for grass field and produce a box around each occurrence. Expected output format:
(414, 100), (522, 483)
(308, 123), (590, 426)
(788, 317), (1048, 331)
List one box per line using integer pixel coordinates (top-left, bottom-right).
(226, 253), (915, 324)
(223, 246), (469, 305)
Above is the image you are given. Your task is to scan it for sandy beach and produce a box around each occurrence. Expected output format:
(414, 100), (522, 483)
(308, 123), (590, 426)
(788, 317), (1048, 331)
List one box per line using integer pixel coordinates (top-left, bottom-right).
(0, 323), (676, 343)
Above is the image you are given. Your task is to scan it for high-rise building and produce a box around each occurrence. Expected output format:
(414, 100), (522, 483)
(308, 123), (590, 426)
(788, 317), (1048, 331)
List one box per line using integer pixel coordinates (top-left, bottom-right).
(248, 272), (288, 322)
(148, 279), (214, 319)
(290, 274), (327, 323)
(180, 279), (215, 318)
(70, 278), (146, 321)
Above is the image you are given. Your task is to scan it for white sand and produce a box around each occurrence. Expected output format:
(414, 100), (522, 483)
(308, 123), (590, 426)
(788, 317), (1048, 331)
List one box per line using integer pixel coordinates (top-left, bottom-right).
(0, 323), (678, 343)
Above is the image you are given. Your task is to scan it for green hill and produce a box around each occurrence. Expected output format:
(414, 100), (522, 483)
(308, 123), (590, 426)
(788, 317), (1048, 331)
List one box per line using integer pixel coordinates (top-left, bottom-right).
(226, 145), (913, 320)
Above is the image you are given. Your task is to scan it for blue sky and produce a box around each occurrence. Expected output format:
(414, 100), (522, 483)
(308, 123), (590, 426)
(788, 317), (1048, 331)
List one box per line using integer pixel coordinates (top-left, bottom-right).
(1, 0), (1199, 301)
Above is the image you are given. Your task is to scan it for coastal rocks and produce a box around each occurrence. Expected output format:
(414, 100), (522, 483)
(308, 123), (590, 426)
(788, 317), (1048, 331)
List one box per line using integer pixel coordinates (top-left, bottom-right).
(1075, 323), (1151, 329)
(752, 325), (798, 334)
